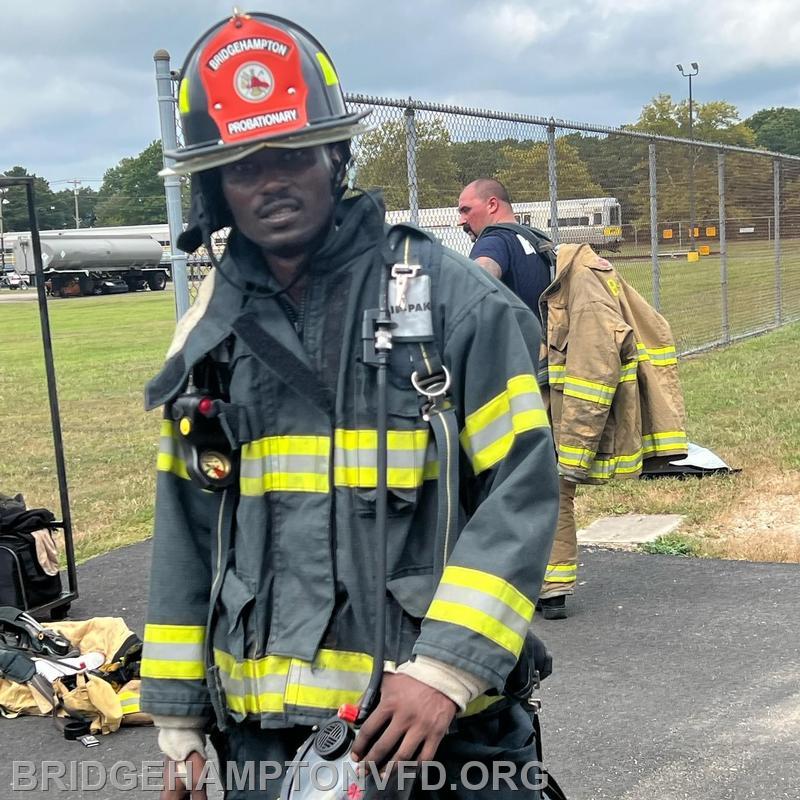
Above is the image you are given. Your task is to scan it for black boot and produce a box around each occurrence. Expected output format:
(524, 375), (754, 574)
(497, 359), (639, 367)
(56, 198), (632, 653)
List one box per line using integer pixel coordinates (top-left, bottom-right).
(537, 595), (568, 620)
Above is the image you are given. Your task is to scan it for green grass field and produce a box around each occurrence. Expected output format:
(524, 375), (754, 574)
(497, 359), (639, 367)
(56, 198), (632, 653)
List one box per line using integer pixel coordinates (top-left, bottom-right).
(1, 259), (799, 563)
(0, 292), (176, 560)
(610, 237), (800, 353)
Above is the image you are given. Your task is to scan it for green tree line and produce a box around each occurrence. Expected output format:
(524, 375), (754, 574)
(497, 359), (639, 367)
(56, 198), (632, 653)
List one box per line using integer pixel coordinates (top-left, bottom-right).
(356, 100), (800, 225)
(1, 141), (177, 233)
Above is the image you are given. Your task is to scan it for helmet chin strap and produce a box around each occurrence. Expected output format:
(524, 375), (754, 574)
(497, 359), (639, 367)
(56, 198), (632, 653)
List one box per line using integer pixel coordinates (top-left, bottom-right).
(327, 141), (352, 203)
(202, 226), (311, 301)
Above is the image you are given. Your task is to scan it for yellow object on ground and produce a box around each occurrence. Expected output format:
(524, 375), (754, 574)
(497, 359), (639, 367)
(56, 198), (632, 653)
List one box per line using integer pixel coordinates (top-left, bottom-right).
(0, 617), (151, 732)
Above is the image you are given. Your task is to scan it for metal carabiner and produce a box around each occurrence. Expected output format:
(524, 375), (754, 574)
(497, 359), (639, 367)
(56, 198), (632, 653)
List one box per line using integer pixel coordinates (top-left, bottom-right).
(410, 366), (451, 398)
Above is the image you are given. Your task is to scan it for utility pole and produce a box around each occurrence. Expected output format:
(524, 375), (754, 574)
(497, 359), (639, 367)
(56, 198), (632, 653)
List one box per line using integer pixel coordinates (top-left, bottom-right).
(0, 188), (7, 271)
(68, 179), (81, 228)
(677, 63), (699, 251)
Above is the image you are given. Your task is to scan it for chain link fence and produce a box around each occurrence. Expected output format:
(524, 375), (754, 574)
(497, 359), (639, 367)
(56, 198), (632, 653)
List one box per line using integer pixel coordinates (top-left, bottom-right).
(155, 56), (800, 355)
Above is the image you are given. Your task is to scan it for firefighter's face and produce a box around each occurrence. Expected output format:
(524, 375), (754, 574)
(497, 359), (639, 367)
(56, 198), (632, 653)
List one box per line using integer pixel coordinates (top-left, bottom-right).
(220, 146), (338, 256)
(457, 186), (494, 242)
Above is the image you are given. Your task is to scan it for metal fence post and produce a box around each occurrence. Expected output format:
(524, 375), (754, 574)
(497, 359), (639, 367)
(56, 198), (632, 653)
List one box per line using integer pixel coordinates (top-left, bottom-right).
(718, 152), (729, 344)
(774, 159), (782, 325)
(649, 142), (660, 310)
(547, 124), (559, 243)
(154, 50), (190, 320)
(404, 103), (419, 226)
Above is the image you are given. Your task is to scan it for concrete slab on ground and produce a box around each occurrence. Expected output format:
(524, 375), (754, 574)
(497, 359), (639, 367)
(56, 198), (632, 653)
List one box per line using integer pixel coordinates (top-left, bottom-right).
(577, 513), (685, 547)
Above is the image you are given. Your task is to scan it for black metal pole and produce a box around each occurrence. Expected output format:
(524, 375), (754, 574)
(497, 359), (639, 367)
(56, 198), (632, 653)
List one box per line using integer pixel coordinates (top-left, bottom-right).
(24, 179), (79, 601)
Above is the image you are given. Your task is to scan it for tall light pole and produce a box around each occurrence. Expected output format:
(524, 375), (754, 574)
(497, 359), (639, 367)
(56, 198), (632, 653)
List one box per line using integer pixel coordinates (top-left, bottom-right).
(677, 62), (699, 251)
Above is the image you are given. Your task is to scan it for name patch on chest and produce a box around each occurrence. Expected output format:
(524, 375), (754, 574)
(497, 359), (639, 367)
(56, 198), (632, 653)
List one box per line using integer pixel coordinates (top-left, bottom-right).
(389, 274), (434, 341)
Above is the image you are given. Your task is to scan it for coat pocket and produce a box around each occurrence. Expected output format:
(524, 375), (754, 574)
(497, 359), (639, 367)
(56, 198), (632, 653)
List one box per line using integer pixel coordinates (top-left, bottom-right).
(386, 571), (435, 620)
(354, 487), (419, 518)
(548, 322), (569, 353)
(218, 571), (256, 659)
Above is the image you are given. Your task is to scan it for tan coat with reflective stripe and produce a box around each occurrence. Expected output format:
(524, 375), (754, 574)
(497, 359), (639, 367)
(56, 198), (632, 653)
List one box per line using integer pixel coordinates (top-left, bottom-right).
(540, 244), (687, 484)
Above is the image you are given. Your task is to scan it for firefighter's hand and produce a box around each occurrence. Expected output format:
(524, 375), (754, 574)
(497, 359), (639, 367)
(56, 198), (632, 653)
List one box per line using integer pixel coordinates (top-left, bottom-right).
(160, 752), (208, 800)
(351, 672), (457, 770)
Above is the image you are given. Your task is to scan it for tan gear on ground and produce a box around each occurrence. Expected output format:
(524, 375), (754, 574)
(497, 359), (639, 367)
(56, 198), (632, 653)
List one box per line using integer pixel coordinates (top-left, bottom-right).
(52, 671), (123, 734)
(0, 617), (151, 730)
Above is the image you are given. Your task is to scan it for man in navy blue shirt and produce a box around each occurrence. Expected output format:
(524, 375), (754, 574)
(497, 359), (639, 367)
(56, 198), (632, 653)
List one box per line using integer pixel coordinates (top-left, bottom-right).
(457, 178), (551, 324)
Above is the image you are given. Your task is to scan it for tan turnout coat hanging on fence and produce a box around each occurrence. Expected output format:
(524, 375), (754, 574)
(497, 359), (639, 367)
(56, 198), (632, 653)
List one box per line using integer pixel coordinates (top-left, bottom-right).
(540, 244), (688, 484)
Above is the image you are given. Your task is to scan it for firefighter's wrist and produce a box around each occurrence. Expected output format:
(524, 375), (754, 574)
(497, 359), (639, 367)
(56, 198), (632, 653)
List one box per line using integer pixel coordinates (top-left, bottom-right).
(152, 714), (208, 762)
(396, 656), (491, 711)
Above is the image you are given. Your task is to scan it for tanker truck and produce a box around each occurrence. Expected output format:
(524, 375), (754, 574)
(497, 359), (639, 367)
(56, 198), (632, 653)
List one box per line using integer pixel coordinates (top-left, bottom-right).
(12, 232), (169, 297)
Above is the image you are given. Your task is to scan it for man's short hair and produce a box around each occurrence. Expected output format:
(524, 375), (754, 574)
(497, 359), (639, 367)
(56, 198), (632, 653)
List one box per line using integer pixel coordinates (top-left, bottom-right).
(471, 178), (512, 206)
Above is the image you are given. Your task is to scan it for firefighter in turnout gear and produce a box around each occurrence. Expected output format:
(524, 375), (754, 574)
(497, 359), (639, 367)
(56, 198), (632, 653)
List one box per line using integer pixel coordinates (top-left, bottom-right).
(537, 244), (688, 616)
(140, 11), (559, 799)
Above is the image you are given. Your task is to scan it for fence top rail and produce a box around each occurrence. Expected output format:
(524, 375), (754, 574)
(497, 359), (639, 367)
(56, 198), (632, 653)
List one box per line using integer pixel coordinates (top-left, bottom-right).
(345, 93), (800, 164)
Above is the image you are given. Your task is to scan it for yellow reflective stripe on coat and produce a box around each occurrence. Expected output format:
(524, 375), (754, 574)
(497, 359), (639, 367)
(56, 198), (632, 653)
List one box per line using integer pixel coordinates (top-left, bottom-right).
(157, 420), (189, 480)
(214, 646), (499, 718)
(426, 566), (534, 657)
(218, 651), (369, 714)
(558, 442), (596, 470)
(619, 359), (638, 382)
(460, 374), (549, 474)
(544, 563), (577, 583)
(333, 429), (437, 488)
(642, 430), (688, 455)
(587, 450), (643, 480)
(637, 343), (678, 366)
(215, 648), (372, 715)
(118, 690), (141, 714)
(240, 435), (331, 495)
(462, 693), (504, 716)
(563, 376), (615, 406)
(141, 624), (205, 681)
(552, 362), (638, 386)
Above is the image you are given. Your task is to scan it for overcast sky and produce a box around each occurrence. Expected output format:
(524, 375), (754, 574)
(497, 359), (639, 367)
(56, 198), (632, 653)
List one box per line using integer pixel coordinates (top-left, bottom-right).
(1, 0), (798, 188)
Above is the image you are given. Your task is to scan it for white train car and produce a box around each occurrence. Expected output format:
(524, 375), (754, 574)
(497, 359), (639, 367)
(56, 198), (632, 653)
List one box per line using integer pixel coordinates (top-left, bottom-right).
(386, 197), (623, 257)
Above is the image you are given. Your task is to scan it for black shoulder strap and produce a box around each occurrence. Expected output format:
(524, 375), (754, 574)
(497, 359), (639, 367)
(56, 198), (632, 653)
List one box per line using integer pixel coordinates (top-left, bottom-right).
(382, 227), (458, 578)
(481, 222), (557, 282)
(231, 313), (333, 415)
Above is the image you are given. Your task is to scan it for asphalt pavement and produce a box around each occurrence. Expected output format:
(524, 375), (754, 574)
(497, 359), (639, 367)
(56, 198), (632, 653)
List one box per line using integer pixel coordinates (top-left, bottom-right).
(1, 542), (799, 799)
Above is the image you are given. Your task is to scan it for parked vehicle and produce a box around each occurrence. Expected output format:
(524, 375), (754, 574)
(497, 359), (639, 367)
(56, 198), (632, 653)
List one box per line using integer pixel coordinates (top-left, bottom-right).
(12, 233), (169, 298)
(0, 270), (31, 290)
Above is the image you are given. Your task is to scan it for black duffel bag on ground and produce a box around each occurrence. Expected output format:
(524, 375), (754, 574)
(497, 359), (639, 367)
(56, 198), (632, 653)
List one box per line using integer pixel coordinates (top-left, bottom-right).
(0, 494), (62, 610)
